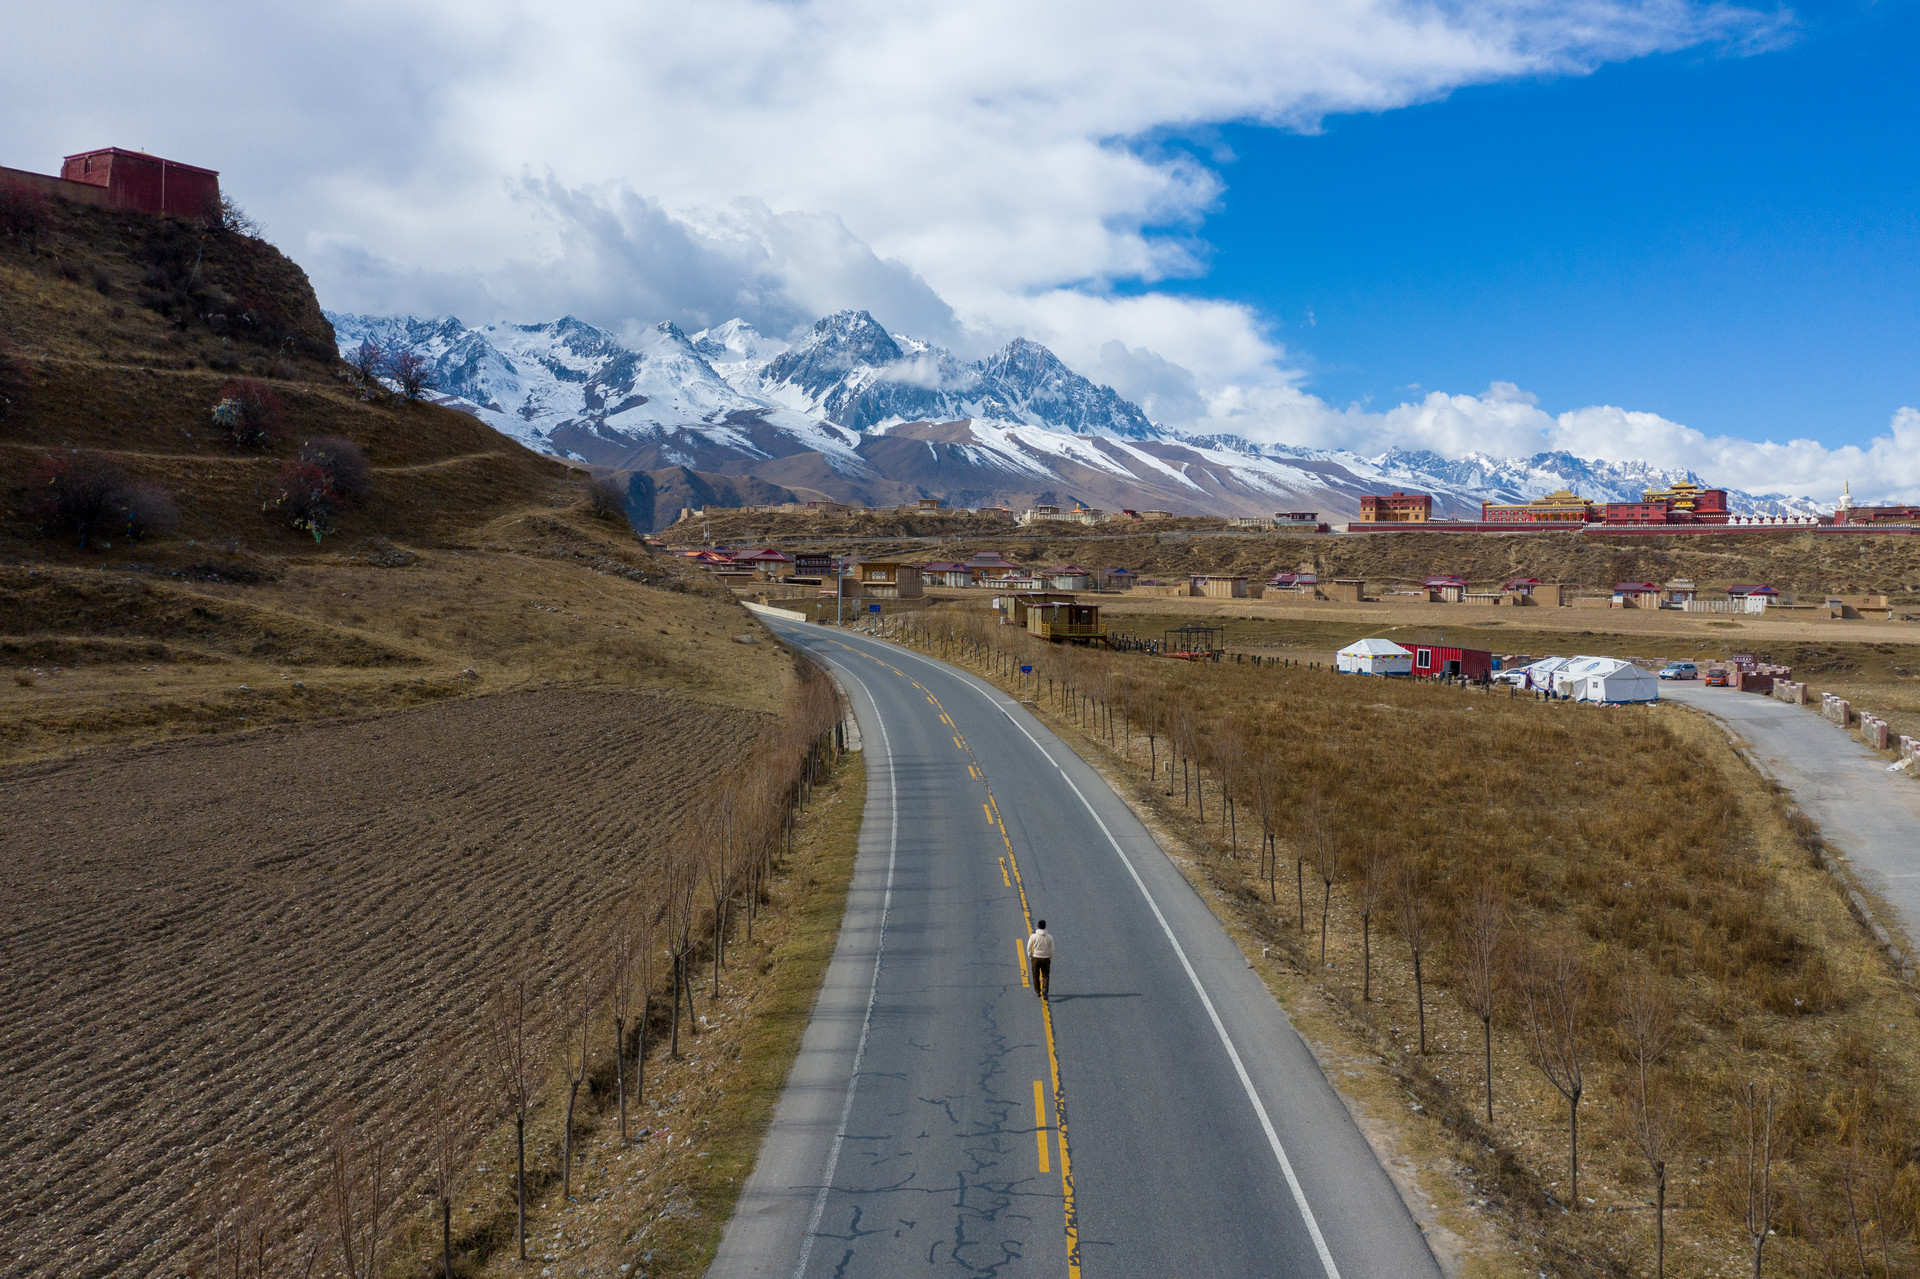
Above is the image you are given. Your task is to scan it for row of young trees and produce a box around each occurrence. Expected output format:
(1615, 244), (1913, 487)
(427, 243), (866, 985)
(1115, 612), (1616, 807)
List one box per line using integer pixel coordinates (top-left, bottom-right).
(186, 669), (848, 1278)
(888, 606), (1917, 1278)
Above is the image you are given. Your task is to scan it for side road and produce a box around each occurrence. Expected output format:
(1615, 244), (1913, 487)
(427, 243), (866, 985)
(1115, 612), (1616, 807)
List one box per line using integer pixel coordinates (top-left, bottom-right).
(1661, 681), (1920, 960)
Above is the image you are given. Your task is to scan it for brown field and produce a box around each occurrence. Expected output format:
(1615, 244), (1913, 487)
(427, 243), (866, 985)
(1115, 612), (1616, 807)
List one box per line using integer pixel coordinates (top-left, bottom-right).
(0, 688), (770, 1278)
(891, 606), (1920, 1277)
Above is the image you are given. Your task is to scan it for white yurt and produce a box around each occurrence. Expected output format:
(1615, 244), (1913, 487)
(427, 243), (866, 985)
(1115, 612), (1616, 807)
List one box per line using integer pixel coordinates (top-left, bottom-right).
(1555, 656), (1659, 704)
(1336, 637), (1414, 676)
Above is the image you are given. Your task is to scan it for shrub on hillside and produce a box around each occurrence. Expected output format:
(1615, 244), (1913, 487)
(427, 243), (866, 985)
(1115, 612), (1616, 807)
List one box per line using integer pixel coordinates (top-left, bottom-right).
(0, 187), (50, 239)
(384, 346), (435, 401)
(211, 379), (282, 449)
(299, 436), (370, 501)
(586, 473), (629, 522)
(344, 341), (384, 399)
(29, 452), (125, 548)
(264, 460), (338, 542)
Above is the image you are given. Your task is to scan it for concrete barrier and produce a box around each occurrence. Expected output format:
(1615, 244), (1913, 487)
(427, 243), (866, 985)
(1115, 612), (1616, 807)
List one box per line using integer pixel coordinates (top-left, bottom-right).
(1771, 679), (1808, 704)
(743, 601), (809, 623)
(1860, 711), (1891, 750)
(1822, 693), (1853, 727)
(1900, 735), (1920, 762)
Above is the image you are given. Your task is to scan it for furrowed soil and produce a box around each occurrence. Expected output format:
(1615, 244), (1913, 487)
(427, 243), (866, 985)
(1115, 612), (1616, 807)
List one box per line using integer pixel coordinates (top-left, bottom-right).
(0, 688), (768, 1278)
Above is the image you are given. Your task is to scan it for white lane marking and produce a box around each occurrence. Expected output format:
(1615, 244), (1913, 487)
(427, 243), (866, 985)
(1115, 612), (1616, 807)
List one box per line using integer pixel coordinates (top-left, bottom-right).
(789, 642), (897, 1279)
(845, 630), (1344, 1279)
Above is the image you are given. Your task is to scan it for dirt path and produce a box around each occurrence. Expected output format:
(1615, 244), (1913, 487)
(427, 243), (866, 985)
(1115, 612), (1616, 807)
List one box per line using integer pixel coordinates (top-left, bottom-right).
(1663, 681), (1920, 958)
(0, 687), (764, 1279)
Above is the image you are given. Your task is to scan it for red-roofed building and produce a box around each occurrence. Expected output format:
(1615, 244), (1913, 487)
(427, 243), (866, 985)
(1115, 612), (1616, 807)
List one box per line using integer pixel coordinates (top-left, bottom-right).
(1046, 565), (1093, 591)
(921, 560), (973, 587)
(1421, 575), (1468, 602)
(1615, 581), (1662, 608)
(735, 547), (795, 575)
(61, 148), (221, 219)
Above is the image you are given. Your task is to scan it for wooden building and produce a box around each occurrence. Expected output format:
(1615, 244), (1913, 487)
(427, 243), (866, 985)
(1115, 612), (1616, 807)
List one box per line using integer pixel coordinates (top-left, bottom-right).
(1026, 601), (1104, 643)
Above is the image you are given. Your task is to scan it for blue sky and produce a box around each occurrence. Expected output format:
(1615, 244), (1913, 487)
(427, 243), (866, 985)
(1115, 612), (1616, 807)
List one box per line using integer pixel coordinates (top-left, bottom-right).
(1156, 0), (1919, 452)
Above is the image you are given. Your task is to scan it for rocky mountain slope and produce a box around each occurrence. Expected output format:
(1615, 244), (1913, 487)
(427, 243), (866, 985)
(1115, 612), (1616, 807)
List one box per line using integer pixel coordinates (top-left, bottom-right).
(326, 309), (1829, 529)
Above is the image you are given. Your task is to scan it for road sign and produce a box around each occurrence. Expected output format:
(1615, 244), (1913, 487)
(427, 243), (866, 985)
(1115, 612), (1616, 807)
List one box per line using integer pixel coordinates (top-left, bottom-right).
(868, 603), (882, 614)
(1020, 665), (1033, 674)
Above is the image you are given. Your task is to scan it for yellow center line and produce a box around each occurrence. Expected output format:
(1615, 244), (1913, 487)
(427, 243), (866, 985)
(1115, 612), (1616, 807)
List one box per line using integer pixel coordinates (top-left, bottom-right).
(985, 801), (994, 824)
(1035, 1079), (1051, 1173)
(1015, 936), (1029, 982)
(955, 735), (966, 751)
(1006, 843), (1082, 1278)
(1000, 857), (1012, 887)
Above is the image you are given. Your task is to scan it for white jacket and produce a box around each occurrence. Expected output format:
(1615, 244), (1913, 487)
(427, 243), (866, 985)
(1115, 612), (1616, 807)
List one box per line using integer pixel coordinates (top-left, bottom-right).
(1026, 929), (1054, 960)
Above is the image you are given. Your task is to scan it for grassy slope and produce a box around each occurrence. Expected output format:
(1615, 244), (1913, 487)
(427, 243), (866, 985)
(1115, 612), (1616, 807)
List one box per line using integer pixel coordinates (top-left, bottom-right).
(0, 198), (801, 759)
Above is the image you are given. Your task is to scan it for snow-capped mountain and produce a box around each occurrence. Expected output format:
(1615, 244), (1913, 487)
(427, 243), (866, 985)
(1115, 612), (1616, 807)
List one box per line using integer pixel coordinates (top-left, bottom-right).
(325, 308), (1828, 528)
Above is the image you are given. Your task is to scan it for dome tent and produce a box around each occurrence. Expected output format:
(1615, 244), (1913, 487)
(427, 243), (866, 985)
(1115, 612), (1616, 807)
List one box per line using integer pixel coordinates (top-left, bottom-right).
(1552, 656), (1659, 704)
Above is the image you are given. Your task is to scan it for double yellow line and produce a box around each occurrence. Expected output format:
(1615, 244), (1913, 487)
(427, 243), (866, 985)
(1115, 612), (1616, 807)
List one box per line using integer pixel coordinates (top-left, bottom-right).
(830, 637), (1082, 1278)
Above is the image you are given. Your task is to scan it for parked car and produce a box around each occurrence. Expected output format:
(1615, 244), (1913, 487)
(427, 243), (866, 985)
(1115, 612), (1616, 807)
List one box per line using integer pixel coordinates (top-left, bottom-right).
(1659, 662), (1699, 680)
(1704, 667), (1730, 686)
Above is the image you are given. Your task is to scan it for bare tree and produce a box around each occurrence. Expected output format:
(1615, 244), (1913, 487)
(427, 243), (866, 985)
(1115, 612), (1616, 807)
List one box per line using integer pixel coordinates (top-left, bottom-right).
(1357, 834), (1390, 1001)
(1619, 964), (1675, 1278)
(1293, 792), (1325, 932)
(1520, 935), (1588, 1209)
(1315, 816), (1339, 966)
(586, 472), (628, 522)
(1737, 1080), (1779, 1278)
(421, 1031), (471, 1279)
(345, 341), (383, 397)
(559, 963), (595, 1206)
(1394, 858), (1433, 1052)
(1213, 722), (1245, 850)
(1250, 754), (1279, 902)
(610, 897), (652, 1141)
(321, 1103), (398, 1279)
(1455, 878), (1506, 1123)
(192, 1149), (316, 1279)
(384, 345), (435, 401)
(482, 967), (540, 1262)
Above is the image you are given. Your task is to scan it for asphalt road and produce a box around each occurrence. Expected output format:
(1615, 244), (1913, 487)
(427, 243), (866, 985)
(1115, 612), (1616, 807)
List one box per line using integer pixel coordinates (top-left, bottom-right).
(1659, 681), (1920, 951)
(710, 621), (1440, 1279)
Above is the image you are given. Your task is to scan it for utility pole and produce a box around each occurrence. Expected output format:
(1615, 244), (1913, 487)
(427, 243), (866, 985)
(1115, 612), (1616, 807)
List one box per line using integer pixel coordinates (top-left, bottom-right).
(836, 556), (846, 625)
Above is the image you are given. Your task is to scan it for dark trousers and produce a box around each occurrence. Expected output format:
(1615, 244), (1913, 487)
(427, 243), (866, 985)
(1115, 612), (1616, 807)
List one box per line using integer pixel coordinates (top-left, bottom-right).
(1030, 957), (1051, 995)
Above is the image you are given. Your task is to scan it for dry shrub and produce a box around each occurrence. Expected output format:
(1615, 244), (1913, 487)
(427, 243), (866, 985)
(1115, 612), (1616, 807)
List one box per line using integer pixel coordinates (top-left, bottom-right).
(116, 479), (181, 541)
(585, 473), (628, 523)
(28, 451), (127, 548)
(212, 378), (282, 450)
(264, 460), (338, 542)
(0, 185), (51, 237)
(301, 435), (371, 501)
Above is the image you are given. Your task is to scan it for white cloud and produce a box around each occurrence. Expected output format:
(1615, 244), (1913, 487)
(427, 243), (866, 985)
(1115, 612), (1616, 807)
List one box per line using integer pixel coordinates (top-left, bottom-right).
(13, 0), (1872, 494)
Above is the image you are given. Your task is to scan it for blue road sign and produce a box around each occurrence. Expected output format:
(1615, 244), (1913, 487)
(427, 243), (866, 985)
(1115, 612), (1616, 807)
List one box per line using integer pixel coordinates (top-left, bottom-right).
(1020, 665), (1033, 674)
(868, 603), (882, 614)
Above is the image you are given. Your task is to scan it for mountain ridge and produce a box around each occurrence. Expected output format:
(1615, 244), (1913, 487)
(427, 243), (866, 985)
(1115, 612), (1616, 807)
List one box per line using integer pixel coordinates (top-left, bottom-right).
(325, 308), (1830, 529)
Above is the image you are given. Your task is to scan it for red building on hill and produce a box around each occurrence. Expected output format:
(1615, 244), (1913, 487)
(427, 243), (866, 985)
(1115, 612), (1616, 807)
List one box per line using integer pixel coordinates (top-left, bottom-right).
(1, 147), (220, 219)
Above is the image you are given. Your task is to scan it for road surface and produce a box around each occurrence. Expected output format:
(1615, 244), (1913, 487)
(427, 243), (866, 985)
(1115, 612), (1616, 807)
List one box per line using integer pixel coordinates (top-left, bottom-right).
(1660, 681), (1920, 951)
(710, 622), (1440, 1279)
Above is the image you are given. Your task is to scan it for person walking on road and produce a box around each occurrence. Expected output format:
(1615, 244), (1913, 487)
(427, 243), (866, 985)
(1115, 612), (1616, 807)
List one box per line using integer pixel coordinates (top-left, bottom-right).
(1027, 920), (1054, 998)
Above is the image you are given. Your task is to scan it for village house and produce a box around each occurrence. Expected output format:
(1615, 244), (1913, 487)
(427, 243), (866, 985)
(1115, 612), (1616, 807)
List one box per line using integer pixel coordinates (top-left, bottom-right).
(851, 560), (923, 599)
(920, 560), (973, 588)
(1101, 567), (1138, 590)
(1046, 565), (1093, 591)
(733, 547), (796, 578)
(1614, 581), (1663, 608)
(963, 551), (1023, 583)
(1269, 572), (1319, 594)
(1421, 575), (1468, 603)
(1359, 492), (1433, 523)
(1664, 578), (1698, 604)
(1193, 574), (1253, 599)
(2, 147), (222, 219)
(1026, 601), (1104, 643)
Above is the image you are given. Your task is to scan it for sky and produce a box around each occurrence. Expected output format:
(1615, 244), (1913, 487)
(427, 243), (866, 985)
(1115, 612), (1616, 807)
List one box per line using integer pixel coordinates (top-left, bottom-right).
(3, 0), (1915, 500)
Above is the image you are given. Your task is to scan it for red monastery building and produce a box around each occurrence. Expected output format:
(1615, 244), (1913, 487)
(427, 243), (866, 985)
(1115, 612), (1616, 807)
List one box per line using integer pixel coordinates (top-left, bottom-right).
(0, 147), (221, 219)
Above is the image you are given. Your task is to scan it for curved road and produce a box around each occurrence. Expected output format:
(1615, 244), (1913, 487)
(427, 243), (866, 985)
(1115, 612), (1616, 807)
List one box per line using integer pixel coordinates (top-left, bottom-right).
(711, 621), (1441, 1279)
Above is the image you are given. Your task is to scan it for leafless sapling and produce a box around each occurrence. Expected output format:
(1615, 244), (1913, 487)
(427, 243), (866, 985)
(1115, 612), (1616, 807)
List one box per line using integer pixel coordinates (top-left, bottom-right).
(1455, 878), (1507, 1123)
(421, 1030), (472, 1279)
(1619, 963), (1675, 1278)
(384, 345), (435, 401)
(1737, 1080), (1779, 1278)
(1315, 814), (1340, 966)
(559, 962), (595, 1206)
(1357, 834), (1390, 1001)
(1395, 858), (1433, 1052)
(1520, 935), (1588, 1209)
(321, 1103), (399, 1279)
(482, 967), (540, 1262)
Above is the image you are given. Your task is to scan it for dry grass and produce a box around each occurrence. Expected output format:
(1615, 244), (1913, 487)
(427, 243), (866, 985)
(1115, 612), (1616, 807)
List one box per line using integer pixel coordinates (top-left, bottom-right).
(892, 607), (1920, 1278)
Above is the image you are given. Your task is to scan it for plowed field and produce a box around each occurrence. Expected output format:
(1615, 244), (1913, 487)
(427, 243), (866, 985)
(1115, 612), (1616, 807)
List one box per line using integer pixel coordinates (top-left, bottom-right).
(0, 688), (763, 1279)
